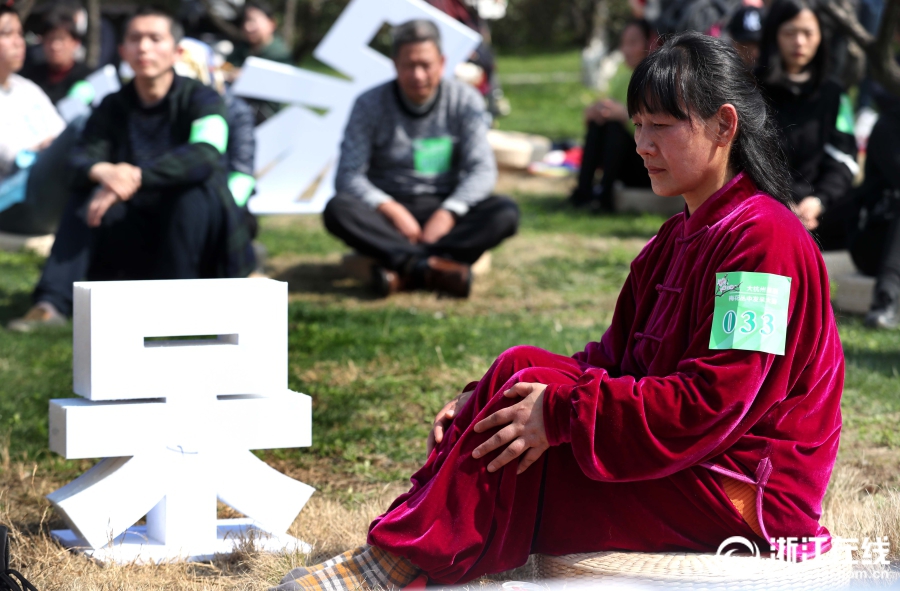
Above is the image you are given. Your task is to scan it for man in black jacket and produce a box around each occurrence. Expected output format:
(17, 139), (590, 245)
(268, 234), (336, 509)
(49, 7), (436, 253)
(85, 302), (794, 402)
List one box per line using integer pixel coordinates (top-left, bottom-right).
(9, 6), (254, 331)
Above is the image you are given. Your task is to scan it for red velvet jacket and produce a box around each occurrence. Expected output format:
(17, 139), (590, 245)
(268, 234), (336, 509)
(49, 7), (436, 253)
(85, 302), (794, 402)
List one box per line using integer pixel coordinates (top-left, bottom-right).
(543, 172), (843, 548)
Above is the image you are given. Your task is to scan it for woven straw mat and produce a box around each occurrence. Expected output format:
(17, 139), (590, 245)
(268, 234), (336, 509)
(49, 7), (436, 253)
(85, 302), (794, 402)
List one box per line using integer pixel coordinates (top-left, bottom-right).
(533, 547), (851, 590)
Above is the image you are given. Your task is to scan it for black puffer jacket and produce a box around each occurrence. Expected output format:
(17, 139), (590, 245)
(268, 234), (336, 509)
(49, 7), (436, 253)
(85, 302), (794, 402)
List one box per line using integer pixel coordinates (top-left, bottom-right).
(758, 75), (858, 209)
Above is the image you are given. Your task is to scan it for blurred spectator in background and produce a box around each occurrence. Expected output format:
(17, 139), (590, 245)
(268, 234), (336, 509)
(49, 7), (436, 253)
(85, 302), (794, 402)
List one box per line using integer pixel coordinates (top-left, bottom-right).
(856, 0), (884, 113)
(755, 0), (857, 249)
(0, 3), (86, 237)
(9, 7), (254, 332)
(651, 0), (765, 37)
(847, 91), (900, 329)
(21, 4), (90, 104)
(224, 0), (290, 123)
(569, 19), (652, 212)
(426, 0), (508, 119)
(726, 5), (764, 67)
(323, 20), (518, 299)
(225, 0), (290, 70)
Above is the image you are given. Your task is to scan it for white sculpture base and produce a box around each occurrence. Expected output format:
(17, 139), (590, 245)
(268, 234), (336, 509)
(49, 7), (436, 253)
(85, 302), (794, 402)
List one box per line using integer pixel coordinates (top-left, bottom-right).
(51, 518), (310, 565)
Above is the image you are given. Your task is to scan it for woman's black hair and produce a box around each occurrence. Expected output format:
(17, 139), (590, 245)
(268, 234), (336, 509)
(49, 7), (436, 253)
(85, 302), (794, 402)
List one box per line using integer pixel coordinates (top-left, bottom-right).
(756, 0), (829, 89)
(627, 31), (793, 209)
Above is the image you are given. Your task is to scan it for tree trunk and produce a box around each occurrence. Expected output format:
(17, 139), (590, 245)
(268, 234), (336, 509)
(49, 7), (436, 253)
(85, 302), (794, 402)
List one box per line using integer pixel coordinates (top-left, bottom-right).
(282, 0), (300, 50)
(85, 0), (101, 69)
(822, 0), (900, 97)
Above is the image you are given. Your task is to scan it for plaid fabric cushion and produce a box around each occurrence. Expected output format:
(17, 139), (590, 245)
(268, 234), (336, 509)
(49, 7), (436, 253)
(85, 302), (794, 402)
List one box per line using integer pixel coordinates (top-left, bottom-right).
(285, 545), (420, 591)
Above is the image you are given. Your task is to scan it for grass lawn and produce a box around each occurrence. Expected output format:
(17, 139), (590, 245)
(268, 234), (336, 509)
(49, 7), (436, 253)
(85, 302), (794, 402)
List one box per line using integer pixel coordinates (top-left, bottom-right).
(496, 51), (593, 141)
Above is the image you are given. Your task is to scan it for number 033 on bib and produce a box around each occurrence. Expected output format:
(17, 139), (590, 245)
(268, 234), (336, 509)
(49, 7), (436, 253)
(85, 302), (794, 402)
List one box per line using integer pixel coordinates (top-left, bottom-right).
(709, 271), (792, 356)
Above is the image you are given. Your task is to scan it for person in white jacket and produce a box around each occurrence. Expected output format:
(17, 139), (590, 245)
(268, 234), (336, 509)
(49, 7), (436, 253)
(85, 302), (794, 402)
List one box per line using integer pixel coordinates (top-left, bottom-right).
(0, 3), (83, 236)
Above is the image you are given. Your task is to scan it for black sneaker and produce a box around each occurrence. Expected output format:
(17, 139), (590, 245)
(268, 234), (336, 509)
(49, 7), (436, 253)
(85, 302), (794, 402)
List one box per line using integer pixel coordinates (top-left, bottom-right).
(0, 525), (38, 591)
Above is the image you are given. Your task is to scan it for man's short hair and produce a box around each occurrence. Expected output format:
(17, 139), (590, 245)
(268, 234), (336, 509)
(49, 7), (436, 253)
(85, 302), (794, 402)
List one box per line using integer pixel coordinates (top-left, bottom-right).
(391, 19), (442, 58)
(241, 0), (275, 23)
(41, 5), (81, 41)
(124, 5), (184, 45)
(0, 4), (18, 21)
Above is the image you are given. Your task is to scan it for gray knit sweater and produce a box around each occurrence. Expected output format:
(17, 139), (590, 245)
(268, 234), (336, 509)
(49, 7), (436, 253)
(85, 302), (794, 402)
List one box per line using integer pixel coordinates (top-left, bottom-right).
(334, 79), (497, 217)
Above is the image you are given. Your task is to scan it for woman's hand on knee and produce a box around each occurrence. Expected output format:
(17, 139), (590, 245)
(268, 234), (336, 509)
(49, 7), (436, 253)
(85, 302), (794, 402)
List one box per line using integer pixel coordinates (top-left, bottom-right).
(427, 389), (474, 455)
(472, 382), (550, 475)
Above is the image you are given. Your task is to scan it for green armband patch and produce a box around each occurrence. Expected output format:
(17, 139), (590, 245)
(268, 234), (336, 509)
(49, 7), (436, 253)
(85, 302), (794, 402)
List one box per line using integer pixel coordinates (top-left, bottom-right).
(413, 136), (453, 176)
(836, 94), (855, 135)
(709, 272), (791, 355)
(67, 80), (95, 106)
(228, 171), (256, 207)
(189, 114), (229, 154)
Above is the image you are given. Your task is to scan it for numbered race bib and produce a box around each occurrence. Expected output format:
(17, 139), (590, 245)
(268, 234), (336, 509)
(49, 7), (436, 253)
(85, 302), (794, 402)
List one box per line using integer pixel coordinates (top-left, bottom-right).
(709, 271), (791, 355)
(413, 136), (453, 176)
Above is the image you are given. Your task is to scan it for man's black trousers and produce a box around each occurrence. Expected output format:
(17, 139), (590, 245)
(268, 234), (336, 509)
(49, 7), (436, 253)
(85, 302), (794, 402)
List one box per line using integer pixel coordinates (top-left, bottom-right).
(573, 121), (650, 209)
(323, 193), (519, 271)
(34, 184), (225, 316)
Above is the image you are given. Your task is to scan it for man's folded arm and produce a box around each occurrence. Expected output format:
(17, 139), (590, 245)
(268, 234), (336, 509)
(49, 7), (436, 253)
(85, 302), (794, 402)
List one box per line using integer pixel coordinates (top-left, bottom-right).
(140, 111), (229, 189)
(70, 99), (116, 189)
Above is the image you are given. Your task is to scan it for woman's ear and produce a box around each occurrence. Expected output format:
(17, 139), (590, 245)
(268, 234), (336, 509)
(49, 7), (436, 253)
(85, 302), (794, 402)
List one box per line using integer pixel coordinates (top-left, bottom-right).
(716, 104), (739, 146)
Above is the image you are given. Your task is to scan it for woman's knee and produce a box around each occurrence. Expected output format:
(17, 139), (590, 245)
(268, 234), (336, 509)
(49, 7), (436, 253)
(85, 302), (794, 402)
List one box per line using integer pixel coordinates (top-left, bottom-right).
(495, 345), (553, 374)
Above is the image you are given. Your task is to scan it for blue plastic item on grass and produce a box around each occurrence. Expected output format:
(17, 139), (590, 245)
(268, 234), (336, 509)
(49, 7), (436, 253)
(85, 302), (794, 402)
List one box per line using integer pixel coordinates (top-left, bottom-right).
(0, 150), (37, 214)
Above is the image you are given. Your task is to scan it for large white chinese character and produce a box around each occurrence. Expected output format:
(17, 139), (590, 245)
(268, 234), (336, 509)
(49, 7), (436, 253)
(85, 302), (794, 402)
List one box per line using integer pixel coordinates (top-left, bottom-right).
(47, 279), (314, 564)
(231, 0), (481, 214)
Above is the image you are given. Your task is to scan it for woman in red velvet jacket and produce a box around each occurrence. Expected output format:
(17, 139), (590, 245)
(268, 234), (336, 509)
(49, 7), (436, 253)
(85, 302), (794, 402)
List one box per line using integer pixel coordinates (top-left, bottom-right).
(274, 32), (843, 591)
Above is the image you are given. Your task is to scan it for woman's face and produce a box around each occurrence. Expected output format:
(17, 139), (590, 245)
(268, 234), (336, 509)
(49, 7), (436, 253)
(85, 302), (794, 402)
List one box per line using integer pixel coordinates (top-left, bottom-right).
(777, 8), (821, 73)
(620, 24), (648, 69)
(632, 108), (733, 203)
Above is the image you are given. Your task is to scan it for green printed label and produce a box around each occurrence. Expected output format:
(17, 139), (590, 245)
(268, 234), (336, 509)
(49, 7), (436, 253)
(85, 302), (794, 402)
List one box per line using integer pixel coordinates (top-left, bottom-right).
(836, 94), (855, 134)
(189, 114), (229, 154)
(67, 80), (95, 106)
(709, 272), (791, 355)
(228, 171), (256, 207)
(413, 136), (453, 176)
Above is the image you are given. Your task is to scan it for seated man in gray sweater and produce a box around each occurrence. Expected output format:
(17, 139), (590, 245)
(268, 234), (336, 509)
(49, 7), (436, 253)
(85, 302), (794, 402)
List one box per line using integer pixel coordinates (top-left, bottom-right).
(323, 19), (519, 298)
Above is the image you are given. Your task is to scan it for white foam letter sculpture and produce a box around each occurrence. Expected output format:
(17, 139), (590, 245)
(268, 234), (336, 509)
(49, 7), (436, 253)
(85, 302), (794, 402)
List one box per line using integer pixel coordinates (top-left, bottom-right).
(47, 278), (314, 564)
(231, 0), (481, 214)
